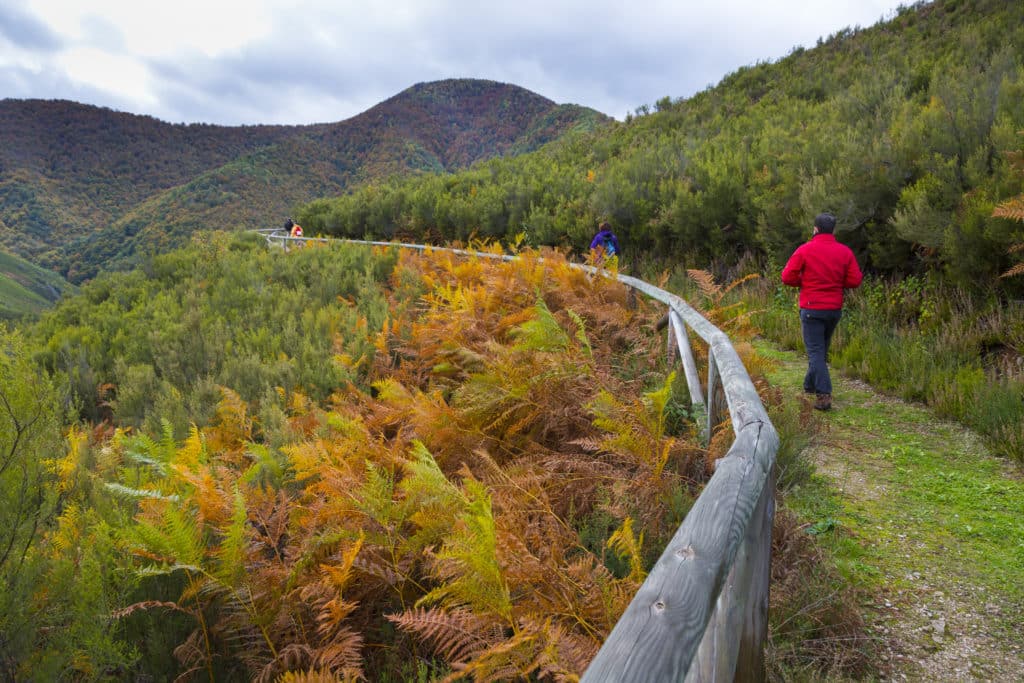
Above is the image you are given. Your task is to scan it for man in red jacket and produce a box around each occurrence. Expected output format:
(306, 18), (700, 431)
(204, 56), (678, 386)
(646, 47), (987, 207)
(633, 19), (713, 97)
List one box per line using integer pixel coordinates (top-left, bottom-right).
(781, 213), (863, 411)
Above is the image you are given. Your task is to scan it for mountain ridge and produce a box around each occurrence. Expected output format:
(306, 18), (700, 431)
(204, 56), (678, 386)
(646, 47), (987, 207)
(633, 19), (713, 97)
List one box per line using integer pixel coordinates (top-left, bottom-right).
(0, 78), (610, 283)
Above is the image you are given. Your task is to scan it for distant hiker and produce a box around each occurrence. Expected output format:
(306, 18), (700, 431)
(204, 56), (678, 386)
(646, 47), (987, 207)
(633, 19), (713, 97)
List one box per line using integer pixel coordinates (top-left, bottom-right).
(781, 212), (863, 411)
(589, 222), (620, 261)
(285, 218), (303, 238)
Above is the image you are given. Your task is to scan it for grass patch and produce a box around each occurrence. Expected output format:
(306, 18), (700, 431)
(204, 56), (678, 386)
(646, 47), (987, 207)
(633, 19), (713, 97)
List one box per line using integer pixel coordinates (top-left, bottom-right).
(0, 250), (73, 320)
(757, 345), (881, 680)
(762, 343), (1024, 647)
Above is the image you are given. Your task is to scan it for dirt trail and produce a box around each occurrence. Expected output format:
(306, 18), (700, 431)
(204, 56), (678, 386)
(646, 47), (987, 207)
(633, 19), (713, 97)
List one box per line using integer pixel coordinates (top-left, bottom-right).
(765, 347), (1024, 682)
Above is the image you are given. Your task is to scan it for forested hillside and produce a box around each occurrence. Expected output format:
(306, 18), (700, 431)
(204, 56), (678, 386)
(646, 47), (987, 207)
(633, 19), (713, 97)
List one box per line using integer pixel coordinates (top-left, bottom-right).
(300, 0), (1024, 293)
(0, 100), (294, 268)
(1, 79), (608, 283)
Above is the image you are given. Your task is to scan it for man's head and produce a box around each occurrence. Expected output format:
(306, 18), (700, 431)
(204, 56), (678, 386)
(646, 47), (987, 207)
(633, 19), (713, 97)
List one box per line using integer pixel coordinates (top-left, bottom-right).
(599, 221), (611, 232)
(814, 213), (836, 234)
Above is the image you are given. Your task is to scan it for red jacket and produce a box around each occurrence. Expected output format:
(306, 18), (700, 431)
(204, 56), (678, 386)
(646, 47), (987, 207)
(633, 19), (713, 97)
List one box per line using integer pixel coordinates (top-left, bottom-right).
(781, 233), (863, 310)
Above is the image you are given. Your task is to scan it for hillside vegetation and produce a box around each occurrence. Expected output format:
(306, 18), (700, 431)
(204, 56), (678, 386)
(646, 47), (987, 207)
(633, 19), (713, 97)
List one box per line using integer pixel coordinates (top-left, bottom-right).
(3, 0), (1024, 678)
(300, 0), (1024, 292)
(4, 234), (728, 680)
(1, 80), (608, 282)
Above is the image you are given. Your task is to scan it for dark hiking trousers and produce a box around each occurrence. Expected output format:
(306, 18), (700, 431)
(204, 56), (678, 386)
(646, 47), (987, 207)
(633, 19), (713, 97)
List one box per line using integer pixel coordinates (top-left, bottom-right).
(800, 308), (843, 395)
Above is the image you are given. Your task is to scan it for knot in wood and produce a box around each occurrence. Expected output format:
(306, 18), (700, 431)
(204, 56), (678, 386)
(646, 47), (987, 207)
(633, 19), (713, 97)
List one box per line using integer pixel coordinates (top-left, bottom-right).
(653, 600), (666, 612)
(675, 545), (695, 561)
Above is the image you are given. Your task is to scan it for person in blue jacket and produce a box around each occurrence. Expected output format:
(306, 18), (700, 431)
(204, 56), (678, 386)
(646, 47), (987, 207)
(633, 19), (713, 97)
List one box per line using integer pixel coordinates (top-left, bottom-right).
(589, 222), (620, 259)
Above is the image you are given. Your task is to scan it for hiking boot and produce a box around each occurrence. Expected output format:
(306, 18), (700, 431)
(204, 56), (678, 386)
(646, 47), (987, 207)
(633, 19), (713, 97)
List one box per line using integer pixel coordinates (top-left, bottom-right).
(814, 393), (832, 411)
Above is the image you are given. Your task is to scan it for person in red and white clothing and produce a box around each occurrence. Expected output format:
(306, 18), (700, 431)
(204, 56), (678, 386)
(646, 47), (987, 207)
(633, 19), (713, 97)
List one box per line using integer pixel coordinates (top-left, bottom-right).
(781, 212), (863, 411)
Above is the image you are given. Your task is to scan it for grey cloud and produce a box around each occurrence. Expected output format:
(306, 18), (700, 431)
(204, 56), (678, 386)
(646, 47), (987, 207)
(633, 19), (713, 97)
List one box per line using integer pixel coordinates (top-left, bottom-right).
(136, 1), (670, 124)
(78, 14), (126, 52)
(5, 0), (904, 126)
(0, 3), (62, 51)
(0, 61), (141, 118)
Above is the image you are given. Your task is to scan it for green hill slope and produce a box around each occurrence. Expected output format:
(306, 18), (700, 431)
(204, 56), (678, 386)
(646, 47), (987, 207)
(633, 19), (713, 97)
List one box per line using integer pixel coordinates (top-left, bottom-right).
(0, 100), (296, 268)
(0, 249), (75, 320)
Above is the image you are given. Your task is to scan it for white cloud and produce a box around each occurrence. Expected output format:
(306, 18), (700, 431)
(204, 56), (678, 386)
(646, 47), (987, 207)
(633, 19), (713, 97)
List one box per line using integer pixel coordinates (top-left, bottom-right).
(57, 47), (157, 106)
(26, 0), (272, 56)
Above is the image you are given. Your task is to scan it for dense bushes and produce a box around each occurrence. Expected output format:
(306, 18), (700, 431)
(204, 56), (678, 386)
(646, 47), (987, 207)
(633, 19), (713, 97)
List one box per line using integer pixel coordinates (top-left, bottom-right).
(30, 232), (398, 436)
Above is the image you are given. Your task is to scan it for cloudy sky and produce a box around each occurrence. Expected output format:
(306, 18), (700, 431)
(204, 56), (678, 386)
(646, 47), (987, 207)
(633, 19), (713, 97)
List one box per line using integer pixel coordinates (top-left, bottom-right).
(2, 0), (909, 127)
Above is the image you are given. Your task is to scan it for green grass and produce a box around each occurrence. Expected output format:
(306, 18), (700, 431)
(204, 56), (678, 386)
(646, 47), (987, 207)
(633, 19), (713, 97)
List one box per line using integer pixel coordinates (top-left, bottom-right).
(0, 274), (49, 319)
(761, 343), (1024, 642)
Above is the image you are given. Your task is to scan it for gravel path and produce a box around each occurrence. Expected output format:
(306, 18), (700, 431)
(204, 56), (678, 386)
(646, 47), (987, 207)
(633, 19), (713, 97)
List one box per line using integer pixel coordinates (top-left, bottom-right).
(771, 355), (1024, 682)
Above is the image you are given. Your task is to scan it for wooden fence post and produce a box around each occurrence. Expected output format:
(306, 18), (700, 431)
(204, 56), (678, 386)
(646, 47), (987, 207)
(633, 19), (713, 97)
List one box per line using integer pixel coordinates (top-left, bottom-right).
(706, 349), (719, 442)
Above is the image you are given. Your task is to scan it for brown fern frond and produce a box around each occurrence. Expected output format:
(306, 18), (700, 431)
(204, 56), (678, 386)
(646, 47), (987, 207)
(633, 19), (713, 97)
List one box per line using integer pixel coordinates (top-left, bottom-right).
(172, 665), (208, 683)
(993, 196), (1024, 222)
(442, 627), (538, 683)
(994, 193), (1024, 279)
(518, 614), (599, 681)
(687, 269), (721, 300)
(561, 556), (636, 636)
(351, 550), (409, 591)
(247, 488), (292, 565)
(387, 607), (503, 664)
(273, 672), (335, 683)
(261, 644), (315, 683)
(112, 600), (192, 619)
(443, 612), (597, 683)
(722, 272), (761, 294)
(705, 417), (734, 473)
(172, 628), (210, 675)
(1001, 262), (1024, 279)
(566, 437), (603, 453)
(313, 628), (364, 674)
(314, 597), (360, 641)
(174, 464), (233, 528)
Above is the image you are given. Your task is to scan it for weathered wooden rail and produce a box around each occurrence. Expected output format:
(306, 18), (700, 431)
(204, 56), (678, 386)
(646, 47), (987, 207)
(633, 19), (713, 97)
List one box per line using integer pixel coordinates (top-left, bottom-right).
(257, 230), (779, 681)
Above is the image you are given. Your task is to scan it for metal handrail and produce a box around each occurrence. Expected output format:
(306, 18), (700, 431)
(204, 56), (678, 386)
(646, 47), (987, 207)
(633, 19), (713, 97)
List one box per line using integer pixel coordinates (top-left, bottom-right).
(259, 233), (778, 681)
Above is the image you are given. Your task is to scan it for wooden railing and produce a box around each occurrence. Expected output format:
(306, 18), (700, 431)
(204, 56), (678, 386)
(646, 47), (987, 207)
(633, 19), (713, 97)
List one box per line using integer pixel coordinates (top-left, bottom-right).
(258, 232), (779, 681)
(583, 275), (778, 683)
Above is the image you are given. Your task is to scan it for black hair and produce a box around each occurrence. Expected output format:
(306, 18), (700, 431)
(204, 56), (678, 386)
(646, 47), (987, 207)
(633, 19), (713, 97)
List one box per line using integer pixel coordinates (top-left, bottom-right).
(814, 212), (836, 234)
(284, 218), (294, 229)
